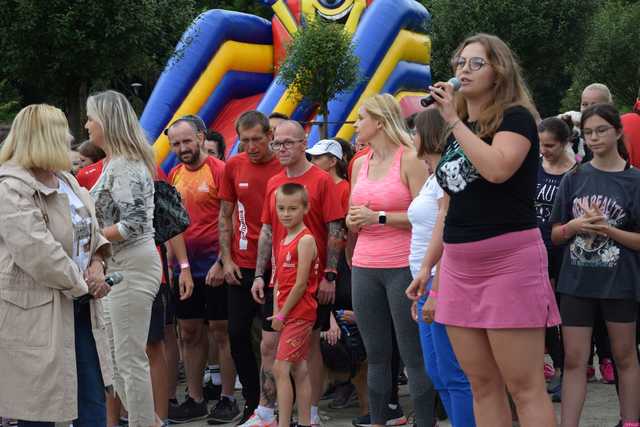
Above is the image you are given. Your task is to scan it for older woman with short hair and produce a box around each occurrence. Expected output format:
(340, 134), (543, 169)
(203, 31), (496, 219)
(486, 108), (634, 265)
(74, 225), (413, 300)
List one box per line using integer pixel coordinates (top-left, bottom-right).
(0, 104), (112, 426)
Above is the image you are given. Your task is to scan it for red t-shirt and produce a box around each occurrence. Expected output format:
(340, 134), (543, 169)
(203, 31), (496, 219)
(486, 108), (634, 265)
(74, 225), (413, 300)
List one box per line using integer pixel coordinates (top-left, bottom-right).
(218, 153), (283, 269)
(261, 165), (344, 273)
(335, 179), (350, 216)
(169, 156), (225, 278)
(275, 228), (319, 322)
(622, 112), (640, 169)
(347, 147), (370, 180)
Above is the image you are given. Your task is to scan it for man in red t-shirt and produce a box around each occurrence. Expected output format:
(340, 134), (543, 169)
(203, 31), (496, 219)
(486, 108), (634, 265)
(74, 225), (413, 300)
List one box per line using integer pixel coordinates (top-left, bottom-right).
(216, 111), (283, 424)
(250, 120), (345, 427)
(165, 115), (239, 424)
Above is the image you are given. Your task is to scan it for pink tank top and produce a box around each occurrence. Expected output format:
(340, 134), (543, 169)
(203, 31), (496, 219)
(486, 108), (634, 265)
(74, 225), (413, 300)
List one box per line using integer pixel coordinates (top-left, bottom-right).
(351, 146), (412, 268)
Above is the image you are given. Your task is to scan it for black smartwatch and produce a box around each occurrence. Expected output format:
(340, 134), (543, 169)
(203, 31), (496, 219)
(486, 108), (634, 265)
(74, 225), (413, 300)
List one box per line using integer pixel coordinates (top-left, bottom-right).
(378, 211), (387, 225)
(324, 271), (337, 282)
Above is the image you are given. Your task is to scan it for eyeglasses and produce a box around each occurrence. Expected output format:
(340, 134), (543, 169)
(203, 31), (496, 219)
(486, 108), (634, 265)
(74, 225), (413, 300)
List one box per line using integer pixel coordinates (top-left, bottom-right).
(452, 56), (489, 71)
(270, 139), (304, 151)
(582, 125), (614, 139)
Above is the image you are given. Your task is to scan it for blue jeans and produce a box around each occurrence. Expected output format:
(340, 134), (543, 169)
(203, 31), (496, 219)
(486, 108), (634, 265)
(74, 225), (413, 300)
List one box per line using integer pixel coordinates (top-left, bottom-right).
(418, 283), (475, 427)
(73, 301), (107, 426)
(19, 302), (106, 426)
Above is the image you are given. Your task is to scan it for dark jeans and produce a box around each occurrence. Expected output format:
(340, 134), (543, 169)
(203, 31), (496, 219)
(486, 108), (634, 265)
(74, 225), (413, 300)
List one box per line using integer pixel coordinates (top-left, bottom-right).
(227, 268), (262, 409)
(19, 302), (106, 427)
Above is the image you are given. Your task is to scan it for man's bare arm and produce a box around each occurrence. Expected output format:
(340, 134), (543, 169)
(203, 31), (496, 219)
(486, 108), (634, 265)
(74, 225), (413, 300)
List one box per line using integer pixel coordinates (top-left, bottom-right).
(218, 200), (234, 263)
(255, 224), (273, 276)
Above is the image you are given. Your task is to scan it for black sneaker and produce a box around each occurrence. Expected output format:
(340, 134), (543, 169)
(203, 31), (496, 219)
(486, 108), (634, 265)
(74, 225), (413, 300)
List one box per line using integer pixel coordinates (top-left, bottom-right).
(352, 414), (372, 427)
(168, 396), (208, 424)
(321, 383), (337, 401)
(385, 405), (408, 426)
(329, 382), (358, 409)
(208, 396), (242, 425)
(352, 410), (408, 427)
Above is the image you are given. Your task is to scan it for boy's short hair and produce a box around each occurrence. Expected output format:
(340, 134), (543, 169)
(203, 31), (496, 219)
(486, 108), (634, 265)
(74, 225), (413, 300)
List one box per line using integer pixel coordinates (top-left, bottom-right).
(276, 182), (308, 207)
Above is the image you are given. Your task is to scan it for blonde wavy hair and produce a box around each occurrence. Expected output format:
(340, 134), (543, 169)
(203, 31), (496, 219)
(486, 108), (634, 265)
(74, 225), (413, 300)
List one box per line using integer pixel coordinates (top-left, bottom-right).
(452, 33), (539, 138)
(0, 104), (72, 171)
(86, 90), (155, 175)
(361, 94), (413, 148)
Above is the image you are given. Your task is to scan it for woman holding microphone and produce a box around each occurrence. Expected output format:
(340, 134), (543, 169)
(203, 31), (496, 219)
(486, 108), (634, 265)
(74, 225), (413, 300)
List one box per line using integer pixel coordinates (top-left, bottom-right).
(424, 33), (560, 427)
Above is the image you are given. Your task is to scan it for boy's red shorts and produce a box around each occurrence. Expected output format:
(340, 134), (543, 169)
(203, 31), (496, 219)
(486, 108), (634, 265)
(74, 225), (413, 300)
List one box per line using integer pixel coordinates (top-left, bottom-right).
(276, 318), (314, 362)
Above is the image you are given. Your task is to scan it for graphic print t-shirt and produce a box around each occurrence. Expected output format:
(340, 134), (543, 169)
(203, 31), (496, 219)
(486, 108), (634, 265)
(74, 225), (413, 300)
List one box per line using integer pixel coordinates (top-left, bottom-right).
(169, 156), (225, 278)
(218, 153), (283, 269)
(550, 163), (640, 300)
(435, 106), (539, 243)
(535, 162), (570, 250)
(58, 179), (92, 272)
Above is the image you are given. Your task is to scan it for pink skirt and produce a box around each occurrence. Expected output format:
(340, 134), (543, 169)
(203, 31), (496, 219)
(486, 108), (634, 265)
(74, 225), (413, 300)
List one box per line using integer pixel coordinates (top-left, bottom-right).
(435, 228), (561, 329)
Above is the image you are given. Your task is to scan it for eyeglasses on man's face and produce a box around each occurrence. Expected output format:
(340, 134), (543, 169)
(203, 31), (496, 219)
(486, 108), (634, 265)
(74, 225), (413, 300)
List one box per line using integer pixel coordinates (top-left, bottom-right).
(270, 138), (305, 151)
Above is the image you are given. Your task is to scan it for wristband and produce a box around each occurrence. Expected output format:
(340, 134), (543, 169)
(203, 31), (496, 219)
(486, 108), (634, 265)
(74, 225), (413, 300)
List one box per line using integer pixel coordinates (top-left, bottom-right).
(429, 289), (438, 298)
(254, 274), (264, 281)
(179, 262), (190, 270)
(275, 313), (286, 322)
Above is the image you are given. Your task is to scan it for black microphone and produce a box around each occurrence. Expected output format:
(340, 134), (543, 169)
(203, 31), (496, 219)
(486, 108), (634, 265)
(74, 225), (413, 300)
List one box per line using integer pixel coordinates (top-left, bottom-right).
(76, 272), (124, 304)
(420, 77), (462, 107)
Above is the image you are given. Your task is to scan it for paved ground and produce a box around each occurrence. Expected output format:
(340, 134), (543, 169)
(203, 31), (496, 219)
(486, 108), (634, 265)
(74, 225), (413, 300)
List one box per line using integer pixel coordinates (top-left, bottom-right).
(175, 380), (620, 427)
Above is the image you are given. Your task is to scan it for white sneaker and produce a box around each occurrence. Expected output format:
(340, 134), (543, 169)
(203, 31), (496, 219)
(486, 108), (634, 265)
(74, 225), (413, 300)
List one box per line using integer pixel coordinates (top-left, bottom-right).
(238, 411), (277, 427)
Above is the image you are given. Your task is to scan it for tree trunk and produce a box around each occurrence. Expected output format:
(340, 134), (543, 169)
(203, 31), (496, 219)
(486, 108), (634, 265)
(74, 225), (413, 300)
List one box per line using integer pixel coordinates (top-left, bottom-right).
(65, 80), (88, 147)
(321, 102), (329, 140)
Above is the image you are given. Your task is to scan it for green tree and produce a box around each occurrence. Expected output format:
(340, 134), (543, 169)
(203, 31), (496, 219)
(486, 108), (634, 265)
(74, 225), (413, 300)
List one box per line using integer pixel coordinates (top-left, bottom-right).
(0, 79), (21, 124)
(0, 0), (198, 139)
(201, 1), (272, 18)
(278, 19), (359, 139)
(421, 0), (600, 117)
(561, 0), (640, 112)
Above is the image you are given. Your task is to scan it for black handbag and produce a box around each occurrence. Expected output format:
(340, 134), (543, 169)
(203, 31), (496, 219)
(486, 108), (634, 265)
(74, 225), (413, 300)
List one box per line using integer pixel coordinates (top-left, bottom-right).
(153, 180), (190, 245)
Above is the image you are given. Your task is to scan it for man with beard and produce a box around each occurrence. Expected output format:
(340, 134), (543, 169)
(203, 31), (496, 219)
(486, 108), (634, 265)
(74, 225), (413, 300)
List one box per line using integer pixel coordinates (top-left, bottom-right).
(166, 115), (240, 424)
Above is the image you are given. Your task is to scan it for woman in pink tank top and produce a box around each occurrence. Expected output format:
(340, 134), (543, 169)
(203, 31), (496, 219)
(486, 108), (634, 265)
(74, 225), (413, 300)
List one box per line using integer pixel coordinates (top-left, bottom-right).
(345, 94), (434, 427)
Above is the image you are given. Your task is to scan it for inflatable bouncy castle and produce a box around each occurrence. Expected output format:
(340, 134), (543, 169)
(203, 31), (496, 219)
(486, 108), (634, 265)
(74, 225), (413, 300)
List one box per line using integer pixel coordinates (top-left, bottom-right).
(140, 0), (432, 171)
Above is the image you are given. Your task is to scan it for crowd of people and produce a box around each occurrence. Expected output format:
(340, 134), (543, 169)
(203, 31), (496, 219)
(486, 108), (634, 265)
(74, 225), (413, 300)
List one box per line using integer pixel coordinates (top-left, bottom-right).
(1, 31), (640, 427)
